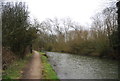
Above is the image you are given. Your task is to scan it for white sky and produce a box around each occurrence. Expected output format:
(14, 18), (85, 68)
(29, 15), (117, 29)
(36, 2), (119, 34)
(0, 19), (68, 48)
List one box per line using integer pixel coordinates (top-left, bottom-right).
(4, 0), (117, 26)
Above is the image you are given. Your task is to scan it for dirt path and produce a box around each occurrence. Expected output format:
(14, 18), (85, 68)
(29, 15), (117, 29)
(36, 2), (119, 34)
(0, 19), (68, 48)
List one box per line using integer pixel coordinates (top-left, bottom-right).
(21, 51), (42, 79)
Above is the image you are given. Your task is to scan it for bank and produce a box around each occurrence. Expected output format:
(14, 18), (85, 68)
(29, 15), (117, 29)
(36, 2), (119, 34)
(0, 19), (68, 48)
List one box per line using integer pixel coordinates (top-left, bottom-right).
(39, 52), (59, 79)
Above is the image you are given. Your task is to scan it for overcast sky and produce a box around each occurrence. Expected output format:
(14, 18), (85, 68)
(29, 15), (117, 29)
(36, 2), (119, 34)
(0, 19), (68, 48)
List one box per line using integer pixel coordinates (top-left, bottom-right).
(4, 0), (117, 26)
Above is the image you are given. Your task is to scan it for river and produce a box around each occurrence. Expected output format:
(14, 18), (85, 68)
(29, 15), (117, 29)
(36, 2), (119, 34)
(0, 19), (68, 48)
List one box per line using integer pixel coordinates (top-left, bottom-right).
(46, 52), (118, 79)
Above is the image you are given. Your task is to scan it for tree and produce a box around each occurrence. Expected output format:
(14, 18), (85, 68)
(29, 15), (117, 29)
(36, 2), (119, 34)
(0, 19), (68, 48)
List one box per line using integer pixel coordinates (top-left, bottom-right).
(2, 2), (38, 58)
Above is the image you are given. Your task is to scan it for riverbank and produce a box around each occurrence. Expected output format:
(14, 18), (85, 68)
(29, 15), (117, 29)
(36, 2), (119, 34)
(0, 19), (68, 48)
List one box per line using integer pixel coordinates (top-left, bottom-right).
(49, 51), (119, 60)
(40, 52), (59, 79)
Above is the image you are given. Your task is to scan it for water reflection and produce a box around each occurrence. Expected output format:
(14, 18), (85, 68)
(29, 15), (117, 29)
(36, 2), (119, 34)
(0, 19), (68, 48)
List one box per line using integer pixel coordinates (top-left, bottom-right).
(46, 52), (118, 79)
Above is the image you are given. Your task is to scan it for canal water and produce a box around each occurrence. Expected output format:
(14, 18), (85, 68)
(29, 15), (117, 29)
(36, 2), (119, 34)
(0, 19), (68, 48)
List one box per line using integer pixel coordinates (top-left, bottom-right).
(46, 52), (118, 79)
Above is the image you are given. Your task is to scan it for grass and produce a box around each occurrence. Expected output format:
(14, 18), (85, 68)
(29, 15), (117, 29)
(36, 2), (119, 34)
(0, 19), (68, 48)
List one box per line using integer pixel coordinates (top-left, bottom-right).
(40, 52), (59, 80)
(3, 52), (59, 80)
(2, 53), (32, 79)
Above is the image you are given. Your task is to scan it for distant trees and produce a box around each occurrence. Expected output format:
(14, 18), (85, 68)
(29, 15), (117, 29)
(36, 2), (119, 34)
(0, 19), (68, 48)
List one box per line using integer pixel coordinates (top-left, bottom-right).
(2, 2), (38, 58)
(89, 5), (118, 58)
(34, 4), (119, 59)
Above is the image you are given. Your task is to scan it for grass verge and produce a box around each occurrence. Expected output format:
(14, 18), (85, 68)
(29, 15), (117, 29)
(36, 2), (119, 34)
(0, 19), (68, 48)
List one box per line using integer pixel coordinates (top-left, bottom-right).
(2, 53), (32, 79)
(40, 52), (59, 79)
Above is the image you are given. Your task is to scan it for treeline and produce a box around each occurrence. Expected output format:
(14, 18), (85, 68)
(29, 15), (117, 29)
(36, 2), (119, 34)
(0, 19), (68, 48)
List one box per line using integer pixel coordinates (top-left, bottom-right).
(33, 4), (119, 59)
(2, 2), (38, 60)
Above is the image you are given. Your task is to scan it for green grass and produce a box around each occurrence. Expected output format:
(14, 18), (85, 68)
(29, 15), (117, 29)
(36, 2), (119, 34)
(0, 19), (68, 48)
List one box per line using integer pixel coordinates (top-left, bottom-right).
(40, 52), (59, 79)
(2, 53), (32, 79)
(40, 52), (46, 55)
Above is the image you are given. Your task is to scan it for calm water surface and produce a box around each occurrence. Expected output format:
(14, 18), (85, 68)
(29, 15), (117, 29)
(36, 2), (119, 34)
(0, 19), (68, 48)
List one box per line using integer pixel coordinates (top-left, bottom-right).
(46, 52), (118, 79)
